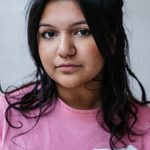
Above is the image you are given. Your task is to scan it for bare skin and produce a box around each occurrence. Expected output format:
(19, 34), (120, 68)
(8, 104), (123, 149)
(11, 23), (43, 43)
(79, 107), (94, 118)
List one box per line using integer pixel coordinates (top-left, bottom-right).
(38, 0), (104, 109)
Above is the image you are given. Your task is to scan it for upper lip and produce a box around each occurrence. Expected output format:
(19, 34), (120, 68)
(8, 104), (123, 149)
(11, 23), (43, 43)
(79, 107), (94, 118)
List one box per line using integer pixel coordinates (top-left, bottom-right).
(55, 63), (82, 68)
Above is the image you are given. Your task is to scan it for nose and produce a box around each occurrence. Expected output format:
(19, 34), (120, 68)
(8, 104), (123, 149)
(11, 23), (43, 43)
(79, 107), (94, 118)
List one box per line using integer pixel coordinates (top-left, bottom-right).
(57, 34), (76, 58)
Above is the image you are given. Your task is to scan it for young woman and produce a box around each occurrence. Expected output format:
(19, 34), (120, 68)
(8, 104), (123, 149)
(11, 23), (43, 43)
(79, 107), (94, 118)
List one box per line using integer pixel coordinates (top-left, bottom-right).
(0, 0), (150, 150)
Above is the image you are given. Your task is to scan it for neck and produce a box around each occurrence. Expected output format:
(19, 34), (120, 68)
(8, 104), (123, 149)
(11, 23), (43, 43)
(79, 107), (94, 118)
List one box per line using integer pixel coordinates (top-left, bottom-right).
(56, 83), (101, 110)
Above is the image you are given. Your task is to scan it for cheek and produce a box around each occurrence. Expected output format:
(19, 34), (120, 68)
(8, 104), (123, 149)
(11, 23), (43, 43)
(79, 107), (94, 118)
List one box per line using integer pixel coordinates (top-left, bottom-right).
(80, 41), (104, 70)
(39, 52), (55, 79)
(88, 50), (104, 79)
(89, 51), (104, 75)
(93, 50), (104, 68)
(38, 44), (55, 71)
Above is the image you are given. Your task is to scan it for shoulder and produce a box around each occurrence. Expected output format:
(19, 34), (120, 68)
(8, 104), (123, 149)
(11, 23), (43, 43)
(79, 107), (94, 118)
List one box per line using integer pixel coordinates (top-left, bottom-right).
(0, 92), (8, 114)
(135, 104), (150, 146)
(136, 104), (150, 129)
(138, 104), (150, 149)
(0, 84), (35, 115)
(136, 104), (150, 122)
(0, 93), (7, 114)
(137, 103), (150, 117)
(0, 85), (37, 138)
(0, 93), (7, 143)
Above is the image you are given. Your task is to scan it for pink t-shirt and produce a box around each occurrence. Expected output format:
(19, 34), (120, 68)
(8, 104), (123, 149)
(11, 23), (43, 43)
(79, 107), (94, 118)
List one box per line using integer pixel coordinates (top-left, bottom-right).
(0, 93), (150, 150)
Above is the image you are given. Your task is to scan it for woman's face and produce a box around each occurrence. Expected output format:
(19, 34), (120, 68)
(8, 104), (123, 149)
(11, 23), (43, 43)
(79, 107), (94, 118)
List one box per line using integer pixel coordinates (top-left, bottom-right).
(38, 0), (104, 89)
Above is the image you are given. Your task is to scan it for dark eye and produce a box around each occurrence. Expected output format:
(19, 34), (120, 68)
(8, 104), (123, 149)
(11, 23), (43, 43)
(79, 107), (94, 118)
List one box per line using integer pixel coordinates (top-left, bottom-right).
(76, 29), (91, 37)
(41, 31), (57, 39)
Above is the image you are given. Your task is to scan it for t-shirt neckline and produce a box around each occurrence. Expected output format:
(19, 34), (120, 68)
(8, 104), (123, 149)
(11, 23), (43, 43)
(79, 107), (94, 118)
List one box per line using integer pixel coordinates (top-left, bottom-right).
(57, 97), (101, 117)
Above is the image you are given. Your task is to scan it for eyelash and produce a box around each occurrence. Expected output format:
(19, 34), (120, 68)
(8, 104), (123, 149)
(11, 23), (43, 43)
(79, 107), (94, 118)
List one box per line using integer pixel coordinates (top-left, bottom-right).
(39, 29), (91, 40)
(40, 31), (57, 40)
(74, 29), (91, 37)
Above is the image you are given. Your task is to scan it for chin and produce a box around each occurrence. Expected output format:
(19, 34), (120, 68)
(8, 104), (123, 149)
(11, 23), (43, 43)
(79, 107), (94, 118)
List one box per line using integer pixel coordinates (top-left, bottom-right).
(57, 81), (84, 89)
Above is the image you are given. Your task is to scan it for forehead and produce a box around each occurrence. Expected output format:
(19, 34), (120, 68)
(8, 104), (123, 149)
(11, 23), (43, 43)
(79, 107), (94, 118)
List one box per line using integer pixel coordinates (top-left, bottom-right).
(40, 0), (85, 24)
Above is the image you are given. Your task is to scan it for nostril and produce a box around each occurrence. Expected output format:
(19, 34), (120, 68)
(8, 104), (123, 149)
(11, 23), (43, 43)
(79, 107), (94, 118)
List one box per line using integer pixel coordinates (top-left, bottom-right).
(57, 46), (76, 58)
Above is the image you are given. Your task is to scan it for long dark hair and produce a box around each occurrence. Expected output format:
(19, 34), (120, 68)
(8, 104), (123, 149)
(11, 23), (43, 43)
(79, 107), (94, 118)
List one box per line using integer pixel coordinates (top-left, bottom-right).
(1, 0), (149, 149)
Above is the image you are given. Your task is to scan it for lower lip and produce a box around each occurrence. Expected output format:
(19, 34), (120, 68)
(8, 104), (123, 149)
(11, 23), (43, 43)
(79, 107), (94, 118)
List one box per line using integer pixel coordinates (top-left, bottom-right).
(56, 66), (81, 73)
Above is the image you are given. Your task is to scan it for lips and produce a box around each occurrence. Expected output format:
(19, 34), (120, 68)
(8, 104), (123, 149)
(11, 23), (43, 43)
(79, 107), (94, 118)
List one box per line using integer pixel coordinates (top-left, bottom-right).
(56, 63), (81, 68)
(55, 63), (82, 72)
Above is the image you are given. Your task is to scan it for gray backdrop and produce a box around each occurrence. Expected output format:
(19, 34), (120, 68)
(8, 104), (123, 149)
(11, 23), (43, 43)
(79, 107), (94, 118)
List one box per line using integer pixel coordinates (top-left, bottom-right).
(0, 0), (150, 100)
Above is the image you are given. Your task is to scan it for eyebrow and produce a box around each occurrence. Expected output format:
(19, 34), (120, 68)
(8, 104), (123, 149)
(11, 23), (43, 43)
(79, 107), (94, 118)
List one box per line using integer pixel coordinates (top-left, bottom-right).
(39, 20), (87, 28)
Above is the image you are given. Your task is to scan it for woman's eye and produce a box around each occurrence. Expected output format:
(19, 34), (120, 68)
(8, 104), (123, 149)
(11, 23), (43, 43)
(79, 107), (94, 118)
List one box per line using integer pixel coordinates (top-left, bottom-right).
(41, 31), (57, 39)
(76, 29), (91, 37)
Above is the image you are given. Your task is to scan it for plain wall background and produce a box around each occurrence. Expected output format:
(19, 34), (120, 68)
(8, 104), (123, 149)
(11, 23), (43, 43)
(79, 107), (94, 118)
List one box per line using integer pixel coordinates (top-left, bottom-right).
(0, 0), (150, 99)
